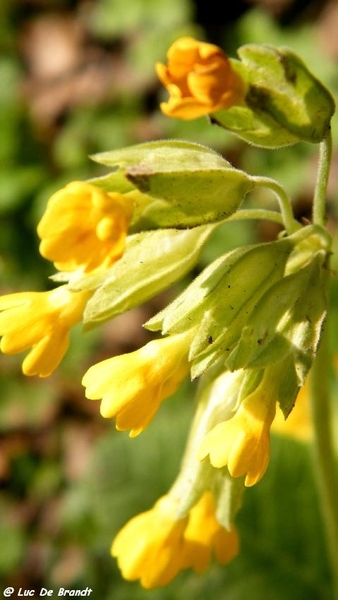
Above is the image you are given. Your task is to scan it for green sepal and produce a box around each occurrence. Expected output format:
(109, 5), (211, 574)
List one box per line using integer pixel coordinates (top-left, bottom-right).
(126, 168), (253, 229)
(168, 360), (238, 519)
(71, 224), (216, 327)
(91, 140), (254, 229)
(91, 139), (228, 171)
(146, 236), (296, 379)
(226, 251), (328, 388)
(213, 472), (245, 531)
(89, 169), (135, 194)
(276, 354), (303, 418)
(211, 44), (335, 148)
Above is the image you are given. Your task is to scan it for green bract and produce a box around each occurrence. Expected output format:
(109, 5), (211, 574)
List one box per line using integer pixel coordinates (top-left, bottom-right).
(91, 140), (255, 229)
(211, 44), (335, 148)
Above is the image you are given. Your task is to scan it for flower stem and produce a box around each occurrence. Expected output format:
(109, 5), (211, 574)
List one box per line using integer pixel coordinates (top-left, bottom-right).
(310, 313), (338, 598)
(227, 208), (284, 225)
(250, 176), (298, 235)
(312, 129), (333, 227)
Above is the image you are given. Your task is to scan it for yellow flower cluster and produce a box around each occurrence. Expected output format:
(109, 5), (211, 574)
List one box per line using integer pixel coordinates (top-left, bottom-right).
(112, 491), (239, 588)
(0, 35), (330, 591)
(0, 181), (133, 376)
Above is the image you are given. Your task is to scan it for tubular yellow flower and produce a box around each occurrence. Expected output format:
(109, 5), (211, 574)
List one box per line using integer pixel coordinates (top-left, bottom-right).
(198, 386), (276, 487)
(156, 37), (244, 119)
(37, 181), (133, 273)
(82, 332), (191, 437)
(180, 491), (239, 573)
(112, 495), (188, 588)
(111, 491), (238, 588)
(0, 286), (90, 377)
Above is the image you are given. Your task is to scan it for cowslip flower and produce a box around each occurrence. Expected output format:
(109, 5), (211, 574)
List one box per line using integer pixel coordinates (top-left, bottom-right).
(156, 37), (244, 119)
(180, 490), (239, 573)
(198, 384), (276, 487)
(111, 491), (238, 588)
(82, 332), (191, 437)
(0, 286), (90, 377)
(37, 181), (133, 273)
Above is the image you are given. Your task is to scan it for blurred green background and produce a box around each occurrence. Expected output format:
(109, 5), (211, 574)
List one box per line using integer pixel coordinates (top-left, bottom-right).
(1, 0), (338, 598)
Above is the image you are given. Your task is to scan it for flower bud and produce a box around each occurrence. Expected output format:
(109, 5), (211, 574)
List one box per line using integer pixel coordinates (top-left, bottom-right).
(155, 37), (245, 119)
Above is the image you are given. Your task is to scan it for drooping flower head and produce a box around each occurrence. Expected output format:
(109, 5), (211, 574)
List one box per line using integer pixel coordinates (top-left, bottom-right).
(82, 332), (191, 437)
(37, 181), (133, 273)
(156, 37), (244, 119)
(112, 491), (239, 589)
(0, 286), (91, 377)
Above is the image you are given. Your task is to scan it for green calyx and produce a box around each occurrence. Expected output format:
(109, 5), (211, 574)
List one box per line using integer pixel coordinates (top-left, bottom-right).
(91, 140), (254, 229)
(211, 44), (335, 148)
(146, 226), (330, 380)
(71, 224), (217, 327)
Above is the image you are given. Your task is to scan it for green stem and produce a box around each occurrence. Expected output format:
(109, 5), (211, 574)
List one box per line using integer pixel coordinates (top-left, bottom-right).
(312, 129), (333, 227)
(250, 176), (298, 235)
(310, 313), (338, 598)
(227, 208), (284, 225)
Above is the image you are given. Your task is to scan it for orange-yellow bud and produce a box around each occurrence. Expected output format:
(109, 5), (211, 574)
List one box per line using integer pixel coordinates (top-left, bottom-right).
(156, 37), (244, 119)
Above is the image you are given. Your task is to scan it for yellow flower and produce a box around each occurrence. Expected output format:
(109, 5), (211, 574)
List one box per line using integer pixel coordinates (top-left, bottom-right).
(0, 286), (90, 377)
(180, 491), (239, 573)
(198, 386), (276, 487)
(156, 37), (244, 119)
(82, 333), (191, 437)
(37, 181), (133, 273)
(112, 495), (188, 588)
(111, 491), (238, 588)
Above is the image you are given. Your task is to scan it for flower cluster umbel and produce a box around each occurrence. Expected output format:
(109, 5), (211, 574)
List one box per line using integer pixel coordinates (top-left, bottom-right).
(0, 37), (335, 588)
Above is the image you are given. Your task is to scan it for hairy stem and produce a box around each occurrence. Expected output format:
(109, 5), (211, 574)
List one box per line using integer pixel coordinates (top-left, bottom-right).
(313, 129), (333, 227)
(310, 314), (338, 599)
(227, 208), (284, 225)
(250, 176), (298, 235)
